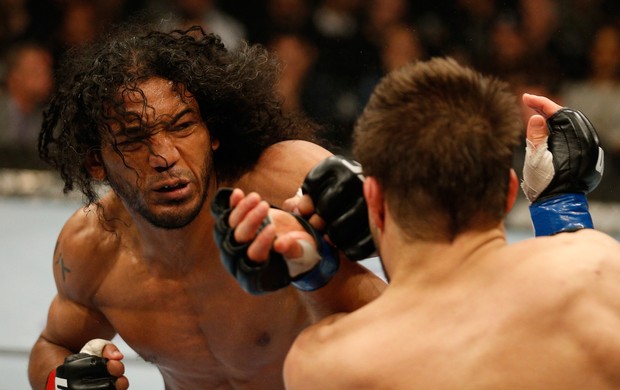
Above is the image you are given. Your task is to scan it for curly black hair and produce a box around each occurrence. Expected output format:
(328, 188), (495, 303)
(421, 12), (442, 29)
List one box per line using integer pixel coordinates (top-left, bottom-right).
(39, 24), (321, 204)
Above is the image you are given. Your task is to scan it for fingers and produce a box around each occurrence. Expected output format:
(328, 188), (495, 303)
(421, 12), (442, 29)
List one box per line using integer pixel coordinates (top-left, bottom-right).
(526, 115), (549, 148)
(228, 191), (270, 243)
(295, 195), (326, 231)
(247, 224), (276, 262)
(227, 188), (326, 266)
(229, 187), (245, 208)
(115, 376), (129, 390)
(273, 230), (315, 258)
(106, 358), (125, 379)
(282, 193), (302, 213)
(295, 194), (316, 216)
(276, 232), (322, 278)
(283, 193), (326, 231)
(522, 93), (563, 118)
(100, 342), (123, 360)
(101, 344), (128, 389)
(229, 190), (280, 262)
(247, 210), (309, 262)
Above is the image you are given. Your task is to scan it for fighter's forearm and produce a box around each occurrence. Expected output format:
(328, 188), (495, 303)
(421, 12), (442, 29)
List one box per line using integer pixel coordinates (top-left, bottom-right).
(28, 335), (74, 390)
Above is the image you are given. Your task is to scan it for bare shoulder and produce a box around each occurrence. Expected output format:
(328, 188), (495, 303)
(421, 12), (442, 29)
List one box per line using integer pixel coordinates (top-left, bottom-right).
(237, 140), (333, 206)
(284, 310), (386, 389)
(284, 312), (356, 389)
(515, 230), (620, 383)
(561, 230), (620, 383)
(54, 193), (125, 303)
(537, 229), (620, 270)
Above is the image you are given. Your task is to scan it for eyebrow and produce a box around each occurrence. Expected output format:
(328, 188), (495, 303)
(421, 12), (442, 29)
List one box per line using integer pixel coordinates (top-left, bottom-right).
(113, 108), (197, 137)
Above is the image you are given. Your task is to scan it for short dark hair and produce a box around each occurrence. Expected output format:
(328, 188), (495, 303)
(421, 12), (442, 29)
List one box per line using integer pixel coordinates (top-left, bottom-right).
(354, 57), (522, 241)
(40, 24), (319, 204)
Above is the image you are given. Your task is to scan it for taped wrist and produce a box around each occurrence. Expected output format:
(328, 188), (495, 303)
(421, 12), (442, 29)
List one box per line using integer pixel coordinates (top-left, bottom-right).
(80, 339), (112, 356)
(291, 235), (339, 291)
(529, 193), (593, 236)
(284, 239), (322, 277)
(522, 137), (554, 203)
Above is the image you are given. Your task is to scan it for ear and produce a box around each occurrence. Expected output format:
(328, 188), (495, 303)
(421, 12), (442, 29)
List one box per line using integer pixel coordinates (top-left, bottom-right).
(86, 150), (106, 181)
(211, 138), (220, 151)
(506, 169), (518, 213)
(363, 176), (385, 231)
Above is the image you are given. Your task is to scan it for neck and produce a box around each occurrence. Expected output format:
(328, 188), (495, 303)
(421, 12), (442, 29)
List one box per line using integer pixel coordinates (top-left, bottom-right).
(149, 216), (213, 267)
(109, 192), (217, 274)
(381, 224), (508, 287)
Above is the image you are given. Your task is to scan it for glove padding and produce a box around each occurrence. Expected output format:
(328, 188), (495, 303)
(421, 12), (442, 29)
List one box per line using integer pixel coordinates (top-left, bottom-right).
(50, 353), (115, 390)
(524, 108), (604, 203)
(211, 188), (338, 295)
(301, 155), (375, 260)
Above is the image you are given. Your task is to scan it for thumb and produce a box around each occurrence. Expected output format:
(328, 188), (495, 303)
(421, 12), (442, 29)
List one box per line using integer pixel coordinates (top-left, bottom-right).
(101, 343), (124, 361)
(527, 114), (548, 148)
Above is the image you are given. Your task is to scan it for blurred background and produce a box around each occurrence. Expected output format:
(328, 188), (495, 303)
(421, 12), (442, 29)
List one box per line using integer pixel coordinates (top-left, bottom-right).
(1, 0), (619, 388)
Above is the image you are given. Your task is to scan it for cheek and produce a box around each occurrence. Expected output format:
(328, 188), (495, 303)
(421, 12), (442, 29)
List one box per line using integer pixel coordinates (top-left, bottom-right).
(101, 149), (143, 180)
(181, 132), (212, 162)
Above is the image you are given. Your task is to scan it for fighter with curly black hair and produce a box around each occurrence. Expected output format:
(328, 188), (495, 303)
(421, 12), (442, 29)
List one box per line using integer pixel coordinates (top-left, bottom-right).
(29, 25), (385, 390)
(39, 25), (320, 204)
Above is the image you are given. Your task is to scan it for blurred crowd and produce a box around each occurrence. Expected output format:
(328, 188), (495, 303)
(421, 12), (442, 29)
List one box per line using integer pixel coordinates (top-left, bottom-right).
(1, 0), (619, 201)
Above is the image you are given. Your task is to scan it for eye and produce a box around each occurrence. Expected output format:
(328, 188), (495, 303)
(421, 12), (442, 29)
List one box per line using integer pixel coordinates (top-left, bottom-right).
(115, 137), (146, 152)
(170, 121), (196, 136)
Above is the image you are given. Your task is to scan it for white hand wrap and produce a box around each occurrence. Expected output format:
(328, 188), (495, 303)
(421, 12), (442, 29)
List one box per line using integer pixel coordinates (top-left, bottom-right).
(522, 137), (555, 203)
(80, 339), (113, 357)
(284, 239), (322, 278)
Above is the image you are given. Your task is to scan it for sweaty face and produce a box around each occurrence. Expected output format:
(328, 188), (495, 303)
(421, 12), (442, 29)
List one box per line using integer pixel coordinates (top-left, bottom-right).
(101, 78), (216, 229)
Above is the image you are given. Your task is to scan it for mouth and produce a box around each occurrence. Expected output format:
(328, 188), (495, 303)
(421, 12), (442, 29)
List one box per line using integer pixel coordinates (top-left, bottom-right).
(155, 181), (188, 193)
(152, 180), (192, 202)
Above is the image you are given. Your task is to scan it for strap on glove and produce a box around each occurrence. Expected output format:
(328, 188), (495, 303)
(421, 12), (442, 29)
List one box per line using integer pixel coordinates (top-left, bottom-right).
(302, 155), (376, 260)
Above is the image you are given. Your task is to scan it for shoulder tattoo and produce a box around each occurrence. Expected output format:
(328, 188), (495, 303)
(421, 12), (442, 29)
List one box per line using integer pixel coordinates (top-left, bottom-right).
(55, 253), (71, 282)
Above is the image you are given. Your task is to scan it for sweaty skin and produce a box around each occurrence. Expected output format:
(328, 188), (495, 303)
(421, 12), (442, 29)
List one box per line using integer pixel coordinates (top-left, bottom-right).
(28, 78), (385, 390)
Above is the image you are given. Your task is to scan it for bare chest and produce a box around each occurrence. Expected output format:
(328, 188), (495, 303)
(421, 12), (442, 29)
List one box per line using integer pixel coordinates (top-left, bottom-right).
(93, 255), (310, 386)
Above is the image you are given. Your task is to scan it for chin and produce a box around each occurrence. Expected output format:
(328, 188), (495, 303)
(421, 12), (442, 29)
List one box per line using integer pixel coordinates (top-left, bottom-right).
(145, 197), (205, 229)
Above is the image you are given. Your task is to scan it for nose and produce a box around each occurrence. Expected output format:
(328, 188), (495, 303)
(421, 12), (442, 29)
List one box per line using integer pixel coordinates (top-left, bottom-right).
(148, 132), (180, 172)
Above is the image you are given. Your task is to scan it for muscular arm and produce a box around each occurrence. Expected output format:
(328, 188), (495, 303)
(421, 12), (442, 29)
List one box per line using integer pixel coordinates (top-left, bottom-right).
(230, 140), (386, 316)
(28, 216), (118, 389)
(29, 295), (116, 388)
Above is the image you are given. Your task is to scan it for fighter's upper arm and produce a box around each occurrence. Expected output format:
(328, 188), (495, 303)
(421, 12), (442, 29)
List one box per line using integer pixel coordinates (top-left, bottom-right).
(41, 293), (116, 354)
(43, 209), (116, 351)
(236, 140), (333, 206)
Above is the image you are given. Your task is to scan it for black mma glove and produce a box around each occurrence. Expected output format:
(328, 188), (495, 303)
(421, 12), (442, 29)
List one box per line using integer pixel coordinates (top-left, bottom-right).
(522, 108), (604, 236)
(301, 155), (376, 260)
(211, 188), (339, 295)
(47, 353), (115, 390)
